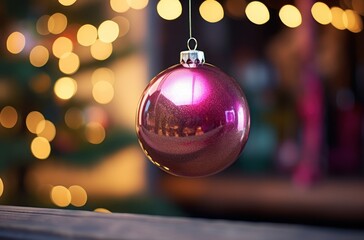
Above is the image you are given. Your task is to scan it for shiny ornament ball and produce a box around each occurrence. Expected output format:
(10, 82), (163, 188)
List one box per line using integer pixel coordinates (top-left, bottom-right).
(136, 63), (250, 177)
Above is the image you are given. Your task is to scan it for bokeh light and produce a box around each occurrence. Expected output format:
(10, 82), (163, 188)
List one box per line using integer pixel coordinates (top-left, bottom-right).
(36, 15), (50, 35)
(58, 0), (77, 6)
(199, 0), (224, 23)
(77, 24), (98, 47)
(85, 122), (106, 144)
(29, 45), (49, 67)
(36, 120), (56, 142)
(279, 5), (302, 28)
(52, 36), (73, 58)
(127, 0), (149, 10)
(0, 106), (18, 128)
(65, 108), (84, 129)
(54, 77), (78, 100)
(311, 2), (332, 25)
(26, 111), (45, 134)
(90, 40), (113, 61)
(112, 16), (130, 37)
(352, 0), (364, 16)
(0, 178), (3, 198)
(157, 0), (182, 21)
(94, 208), (112, 213)
(6, 32), (26, 54)
(58, 52), (80, 74)
(331, 7), (346, 30)
(110, 0), (130, 13)
(30, 73), (52, 94)
(68, 185), (88, 207)
(51, 185), (71, 207)
(31, 136), (51, 160)
(48, 12), (68, 35)
(91, 67), (115, 85)
(343, 9), (363, 33)
(225, 0), (246, 19)
(98, 20), (119, 43)
(92, 81), (114, 104)
(245, 1), (270, 25)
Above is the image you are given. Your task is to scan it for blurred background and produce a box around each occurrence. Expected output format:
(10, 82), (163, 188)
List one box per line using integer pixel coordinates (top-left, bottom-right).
(0, 0), (364, 228)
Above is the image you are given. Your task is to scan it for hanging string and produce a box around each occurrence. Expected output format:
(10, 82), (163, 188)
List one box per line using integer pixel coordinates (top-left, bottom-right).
(187, 0), (197, 50)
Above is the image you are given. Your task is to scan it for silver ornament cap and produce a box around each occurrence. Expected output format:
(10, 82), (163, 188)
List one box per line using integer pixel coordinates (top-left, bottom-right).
(180, 50), (205, 68)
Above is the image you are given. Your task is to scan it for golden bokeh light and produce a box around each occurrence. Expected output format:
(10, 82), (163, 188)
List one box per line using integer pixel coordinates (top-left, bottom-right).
(225, 0), (247, 19)
(112, 16), (130, 37)
(110, 0), (130, 13)
(69, 185), (88, 207)
(311, 2), (332, 25)
(36, 120), (56, 142)
(199, 0), (224, 23)
(92, 81), (114, 104)
(157, 0), (182, 21)
(343, 9), (363, 33)
(54, 77), (78, 100)
(65, 108), (84, 129)
(48, 12), (68, 35)
(77, 24), (98, 47)
(36, 15), (50, 35)
(331, 7), (346, 30)
(30, 73), (51, 94)
(279, 5), (302, 28)
(352, 0), (364, 16)
(6, 32), (26, 54)
(58, 0), (77, 6)
(0, 106), (18, 128)
(245, 1), (270, 25)
(91, 67), (115, 85)
(29, 45), (49, 67)
(31, 136), (51, 160)
(58, 52), (80, 74)
(52, 36), (73, 58)
(90, 40), (113, 61)
(51, 185), (71, 207)
(98, 20), (119, 43)
(0, 178), (3, 198)
(26, 111), (45, 134)
(127, 0), (149, 10)
(85, 122), (106, 144)
(94, 208), (112, 213)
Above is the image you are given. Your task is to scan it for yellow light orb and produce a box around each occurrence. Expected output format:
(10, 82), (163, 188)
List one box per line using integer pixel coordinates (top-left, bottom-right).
(85, 122), (106, 144)
(98, 20), (119, 43)
(0, 106), (18, 128)
(69, 185), (88, 207)
(311, 2), (332, 25)
(343, 9), (363, 33)
(0, 178), (3, 198)
(94, 208), (111, 213)
(36, 15), (50, 35)
(127, 0), (149, 10)
(29, 45), (49, 67)
(157, 0), (182, 20)
(30, 73), (51, 94)
(65, 108), (84, 129)
(52, 36), (73, 58)
(26, 111), (45, 134)
(91, 67), (115, 85)
(36, 120), (57, 142)
(331, 7), (346, 30)
(199, 0), (224, 23)
(58, 0), (77, 6)
(54, 77), (78, 100)
(77, 24), (97, 47)
(48, 12), (68, 35)
(245, 1), (270, 25)
(112, 16), (130, 37)
(58, 52), (80, 74)
(110, 0), (130, 13)
(51, 185), (71, 207)
(90, 40), (113, 61)
(6, 32), (26, 54)
(279, 4), (302, 28)
(92, 81), (114, 104)
(31, 136), (51, 160)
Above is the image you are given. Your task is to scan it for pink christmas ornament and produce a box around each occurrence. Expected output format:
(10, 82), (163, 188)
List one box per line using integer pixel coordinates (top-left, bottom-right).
(136, 47), (250, 177)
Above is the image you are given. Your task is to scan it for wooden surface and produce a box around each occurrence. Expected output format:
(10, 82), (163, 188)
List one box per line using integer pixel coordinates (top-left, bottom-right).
(0, 205), (364, 240)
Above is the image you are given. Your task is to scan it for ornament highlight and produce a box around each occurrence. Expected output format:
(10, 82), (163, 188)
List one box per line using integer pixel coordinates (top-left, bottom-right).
(136, 48), (250, 177)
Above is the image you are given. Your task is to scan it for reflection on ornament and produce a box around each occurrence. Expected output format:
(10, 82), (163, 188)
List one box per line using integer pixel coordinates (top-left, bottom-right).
(136, 49), (250, 177)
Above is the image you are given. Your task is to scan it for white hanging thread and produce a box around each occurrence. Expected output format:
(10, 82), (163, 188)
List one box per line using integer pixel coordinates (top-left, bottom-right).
(187, 0), (197, 50)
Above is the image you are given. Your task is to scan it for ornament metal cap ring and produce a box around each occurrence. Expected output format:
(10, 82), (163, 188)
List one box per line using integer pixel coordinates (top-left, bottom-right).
(180, 37), (205, 68)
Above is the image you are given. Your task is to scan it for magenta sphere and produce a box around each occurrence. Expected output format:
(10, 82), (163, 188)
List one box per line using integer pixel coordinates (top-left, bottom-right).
(136, 63), (250, 177)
